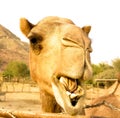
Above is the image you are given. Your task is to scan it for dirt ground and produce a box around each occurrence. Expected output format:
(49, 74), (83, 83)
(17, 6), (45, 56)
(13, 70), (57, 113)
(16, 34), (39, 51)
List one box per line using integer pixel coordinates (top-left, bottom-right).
(0, 86), (100, 113)
(0, 82), (41, 114)
(0, 83), (93, 116)
(0, 92), (41, 113)
(0, 82), (120, 117)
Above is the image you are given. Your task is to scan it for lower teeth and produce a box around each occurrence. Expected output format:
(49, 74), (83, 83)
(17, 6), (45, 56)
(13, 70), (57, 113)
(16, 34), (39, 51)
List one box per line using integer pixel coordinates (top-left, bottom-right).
(66, 85), (84, 99)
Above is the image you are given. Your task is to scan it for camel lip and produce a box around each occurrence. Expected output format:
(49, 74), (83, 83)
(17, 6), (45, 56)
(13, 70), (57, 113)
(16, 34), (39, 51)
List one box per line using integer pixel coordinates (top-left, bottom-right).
(52, 75), (85, 107)
(52, 75), (85, 115)
(58, 76), (85, 105)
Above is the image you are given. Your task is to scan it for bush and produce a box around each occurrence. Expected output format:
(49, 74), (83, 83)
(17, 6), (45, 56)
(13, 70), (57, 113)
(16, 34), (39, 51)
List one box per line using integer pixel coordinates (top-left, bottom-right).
(3, 61), (30, 82)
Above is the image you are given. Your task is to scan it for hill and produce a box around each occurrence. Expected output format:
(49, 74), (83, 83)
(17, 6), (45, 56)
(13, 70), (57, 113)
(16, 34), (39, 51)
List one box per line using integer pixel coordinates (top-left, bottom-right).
(0, 24), (29, 72)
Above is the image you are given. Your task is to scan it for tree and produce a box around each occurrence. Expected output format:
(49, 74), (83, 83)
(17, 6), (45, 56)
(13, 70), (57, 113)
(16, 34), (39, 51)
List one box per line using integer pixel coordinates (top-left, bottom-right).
(112, 58), (120, 81)
(112, 58), (120, 72)
(3, 61), (30, 82)
(2, 69), (13, 81)
(94, 69), (115, 80)
(92, 63), (115, 87)
(92, 63), (113, 76)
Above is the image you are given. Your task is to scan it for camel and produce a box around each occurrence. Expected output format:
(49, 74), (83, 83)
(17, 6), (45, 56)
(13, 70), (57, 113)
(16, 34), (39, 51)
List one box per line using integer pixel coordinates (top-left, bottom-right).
(20, 16), (92, 115)
(85, 81), (120, 118)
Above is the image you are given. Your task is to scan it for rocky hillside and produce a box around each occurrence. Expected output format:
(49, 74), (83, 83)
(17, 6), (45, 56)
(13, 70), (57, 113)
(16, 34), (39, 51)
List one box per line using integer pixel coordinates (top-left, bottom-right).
(0, 24), (29, 72)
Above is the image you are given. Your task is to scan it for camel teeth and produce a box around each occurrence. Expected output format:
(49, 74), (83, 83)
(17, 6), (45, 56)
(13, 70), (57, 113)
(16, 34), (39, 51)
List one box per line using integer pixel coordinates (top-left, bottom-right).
(66, 91), (71, 96)
(70, 93), (77, 99)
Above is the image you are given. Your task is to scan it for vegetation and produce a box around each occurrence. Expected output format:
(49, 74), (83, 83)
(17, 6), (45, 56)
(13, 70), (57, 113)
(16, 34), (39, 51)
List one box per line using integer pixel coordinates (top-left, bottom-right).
(92, 63), (113, 76)
(85, 58), (120, 87)
(112, 58), (120, 82)
(1, 58), (120, 85)
(2, 61), (30, 82)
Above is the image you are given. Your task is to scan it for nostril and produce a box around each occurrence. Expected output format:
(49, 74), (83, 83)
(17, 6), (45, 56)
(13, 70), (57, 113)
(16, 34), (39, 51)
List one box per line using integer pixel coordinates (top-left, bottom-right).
(84, 61), (87, 69)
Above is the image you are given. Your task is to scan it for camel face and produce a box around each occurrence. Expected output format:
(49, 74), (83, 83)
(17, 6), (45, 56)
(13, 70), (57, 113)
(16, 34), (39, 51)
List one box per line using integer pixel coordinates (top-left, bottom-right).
(20, 16), (92, 115)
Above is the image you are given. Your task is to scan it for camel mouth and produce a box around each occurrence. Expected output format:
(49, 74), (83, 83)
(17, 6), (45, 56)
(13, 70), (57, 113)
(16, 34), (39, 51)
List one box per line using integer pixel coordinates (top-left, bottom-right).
(58, 76), (84, 106)
(52, 75), (85, 115)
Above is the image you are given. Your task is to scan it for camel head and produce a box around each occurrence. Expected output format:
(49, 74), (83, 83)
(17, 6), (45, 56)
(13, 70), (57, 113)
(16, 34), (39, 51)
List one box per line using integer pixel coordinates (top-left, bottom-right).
(20, 16), (92, 115)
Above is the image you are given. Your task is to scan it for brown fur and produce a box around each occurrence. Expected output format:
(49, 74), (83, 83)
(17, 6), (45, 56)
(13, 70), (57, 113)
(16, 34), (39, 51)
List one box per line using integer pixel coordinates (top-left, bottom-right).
(86, 95), (120, 118)
(85, 83), (120, 117)
(39, 90), (62, 113)
(20, 16), (92, 115)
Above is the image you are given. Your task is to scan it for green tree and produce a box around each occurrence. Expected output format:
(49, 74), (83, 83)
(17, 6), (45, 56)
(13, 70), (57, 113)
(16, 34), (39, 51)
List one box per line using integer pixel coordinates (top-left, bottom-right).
(94, 69), (115, 79)
(92, 63), (115, 87)
(92, 64), (101, 75)
(112, 58), (120, 71)
(92, 63), (113, 76)
(112, 58), (120, 81)
(3, 61), (30, 81)
(2, 70), (13, 81)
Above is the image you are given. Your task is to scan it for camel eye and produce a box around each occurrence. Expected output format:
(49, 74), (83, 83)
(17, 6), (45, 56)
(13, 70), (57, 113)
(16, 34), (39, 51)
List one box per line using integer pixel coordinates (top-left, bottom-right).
(30, 38), (37, 44)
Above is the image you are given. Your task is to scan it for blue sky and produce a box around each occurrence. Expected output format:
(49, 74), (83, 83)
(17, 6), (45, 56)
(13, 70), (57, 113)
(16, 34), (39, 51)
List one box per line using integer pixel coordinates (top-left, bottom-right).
(0, 0), (120, 64)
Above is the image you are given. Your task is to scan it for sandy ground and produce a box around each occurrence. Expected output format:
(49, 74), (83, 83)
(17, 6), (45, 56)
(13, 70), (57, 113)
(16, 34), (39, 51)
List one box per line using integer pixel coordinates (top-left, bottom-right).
(0, 82), (119, 117)
(0, 82), (41, 114)
(0, 92), (41, 113)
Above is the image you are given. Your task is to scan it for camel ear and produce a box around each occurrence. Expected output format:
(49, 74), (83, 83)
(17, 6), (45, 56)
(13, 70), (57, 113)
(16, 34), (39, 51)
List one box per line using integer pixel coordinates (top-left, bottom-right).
(82, 26), (91, 35)
(20, 18), (34, 36)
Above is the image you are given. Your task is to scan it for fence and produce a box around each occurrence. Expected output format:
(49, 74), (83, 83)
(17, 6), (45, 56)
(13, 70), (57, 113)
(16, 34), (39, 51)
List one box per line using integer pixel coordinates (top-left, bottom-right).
(1, 82), (39, 92)
(0, 79), (118, 100)
(0, 79), (118, 118)
(84, 78), (118, 100)
(0, 111), (90, 118)
(0, 82), (39, 101)
(95, 78), (118, 88)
